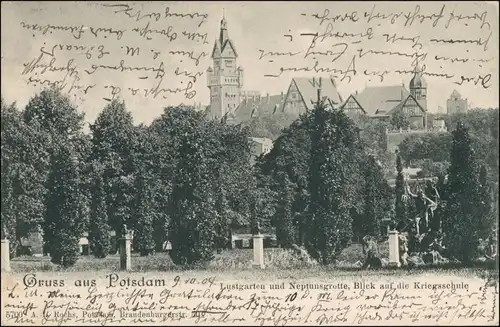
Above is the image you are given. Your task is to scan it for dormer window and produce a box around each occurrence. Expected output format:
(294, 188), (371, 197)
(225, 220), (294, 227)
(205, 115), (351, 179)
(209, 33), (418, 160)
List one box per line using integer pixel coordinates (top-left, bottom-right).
(225, 60), (233, 67)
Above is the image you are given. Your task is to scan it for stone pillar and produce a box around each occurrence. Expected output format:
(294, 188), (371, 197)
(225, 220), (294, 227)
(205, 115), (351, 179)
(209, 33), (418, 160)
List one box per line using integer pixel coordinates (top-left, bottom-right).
(388, 230), (400, 267)
(252, 234), (265, 269)
(119, 234), (132, 271)
(1, 239), (11, 272)
(415, 217), (421, 235)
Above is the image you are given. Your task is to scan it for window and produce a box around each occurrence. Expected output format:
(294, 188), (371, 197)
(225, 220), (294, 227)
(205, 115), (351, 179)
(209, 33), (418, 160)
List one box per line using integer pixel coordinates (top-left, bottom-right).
(226, 60), (233, 67)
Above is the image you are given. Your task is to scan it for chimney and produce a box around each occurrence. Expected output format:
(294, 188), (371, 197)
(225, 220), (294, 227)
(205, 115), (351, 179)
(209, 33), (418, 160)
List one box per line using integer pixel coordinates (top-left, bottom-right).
(312, 77), (316, 86)
(319, 77), (322, 89)
(280, 91), (284, 101)
(266, 93), (270, 103)
(355, 90), (358, 96)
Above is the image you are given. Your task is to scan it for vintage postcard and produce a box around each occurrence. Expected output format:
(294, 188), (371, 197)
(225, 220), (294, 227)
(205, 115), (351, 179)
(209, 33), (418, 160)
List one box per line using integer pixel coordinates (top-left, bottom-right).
(1, 1), (499, 326)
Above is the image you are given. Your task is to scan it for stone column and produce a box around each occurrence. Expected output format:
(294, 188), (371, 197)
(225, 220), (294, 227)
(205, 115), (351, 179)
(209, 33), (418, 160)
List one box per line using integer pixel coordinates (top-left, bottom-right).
(1, 239), (11, 272)
(388, 230), (400, 267)
(120, 234), (132, 271)
(252, 234), (265, 269)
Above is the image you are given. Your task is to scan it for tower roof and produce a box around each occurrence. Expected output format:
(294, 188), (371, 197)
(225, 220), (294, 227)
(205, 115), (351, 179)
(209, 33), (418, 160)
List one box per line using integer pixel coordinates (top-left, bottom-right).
(450, 89), (462, 99)
(211, 40), (221, 58)
(212, 12), (237, 58)
(409, 65), (427, 89)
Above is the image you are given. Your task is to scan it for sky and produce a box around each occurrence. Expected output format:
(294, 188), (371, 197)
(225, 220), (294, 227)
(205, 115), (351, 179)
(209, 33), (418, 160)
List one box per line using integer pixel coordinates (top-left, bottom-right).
(1, 1), (498, 125)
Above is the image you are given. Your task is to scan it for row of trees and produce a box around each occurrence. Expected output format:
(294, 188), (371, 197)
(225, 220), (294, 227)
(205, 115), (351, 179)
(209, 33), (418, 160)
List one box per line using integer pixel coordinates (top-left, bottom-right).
(257, 102), (497, 264)
(1, 89), (254, 266)
(2, 88), (497, 267)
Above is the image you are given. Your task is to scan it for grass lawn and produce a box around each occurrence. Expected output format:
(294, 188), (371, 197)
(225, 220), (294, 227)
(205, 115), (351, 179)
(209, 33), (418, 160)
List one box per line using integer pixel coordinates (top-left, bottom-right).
(9, 241), (495, 278)
(10, 242), (383, 272)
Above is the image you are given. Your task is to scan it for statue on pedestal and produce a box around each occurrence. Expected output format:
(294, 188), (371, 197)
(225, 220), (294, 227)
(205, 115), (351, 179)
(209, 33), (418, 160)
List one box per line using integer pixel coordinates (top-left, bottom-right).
(0, 224), (7, 240)
(362, 235), (382, 269)
(406, 183), (437, 230)
(121, 224), (128, 238)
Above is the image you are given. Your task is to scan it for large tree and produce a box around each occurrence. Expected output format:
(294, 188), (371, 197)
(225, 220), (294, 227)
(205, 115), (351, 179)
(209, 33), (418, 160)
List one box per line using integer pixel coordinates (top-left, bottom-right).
(306, 97), (361, 265)
(21, 88), (88, 256)
(88, 164), (112, 258)
(44, 144), (87, 267)
(394, 152), (407, 230)
(354, 155), (392, 238)
(168, 108), (218, 265)
(255, 113), (313, 246)
(1, 99), (25, 256)
(477, 165), (494, 238)
(209, 120), (254, 250)
(443, 122), (490, 264)
(131, 125), (158, 256)
(273, 171), (296, 248)
(90, 100), (136, 238)
(167, 106), (254, 265)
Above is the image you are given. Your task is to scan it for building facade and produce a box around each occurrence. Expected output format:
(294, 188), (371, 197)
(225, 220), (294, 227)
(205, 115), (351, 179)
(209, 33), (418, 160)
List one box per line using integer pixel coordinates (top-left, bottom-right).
(206, 15), (344, 127)
(281, 76), (343, 116)
(446, 89), (468, 115)
(340, 66), (428, 129)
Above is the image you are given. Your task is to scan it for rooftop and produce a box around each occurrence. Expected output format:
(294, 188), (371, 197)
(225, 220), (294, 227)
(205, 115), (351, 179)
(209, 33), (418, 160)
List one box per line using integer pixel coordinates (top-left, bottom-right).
(352, 85), (409, 116)
(231, 93), (286, 122)
(292, 77), (343, 110)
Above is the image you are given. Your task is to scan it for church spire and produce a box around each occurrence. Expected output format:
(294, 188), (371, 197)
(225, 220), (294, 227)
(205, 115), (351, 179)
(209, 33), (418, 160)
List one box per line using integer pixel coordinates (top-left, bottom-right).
(220, 9), (228, 46)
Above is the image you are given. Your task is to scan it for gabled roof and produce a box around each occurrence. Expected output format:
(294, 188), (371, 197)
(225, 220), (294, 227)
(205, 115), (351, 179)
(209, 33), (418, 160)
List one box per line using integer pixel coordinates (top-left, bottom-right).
(388, 93), (426, 115)
(341, 95), (367, 114)
(221, 39), (238, 58)
(353, 85), (409, 116)
(232, 94), (286, 122)
(292, 77), (343, 110)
